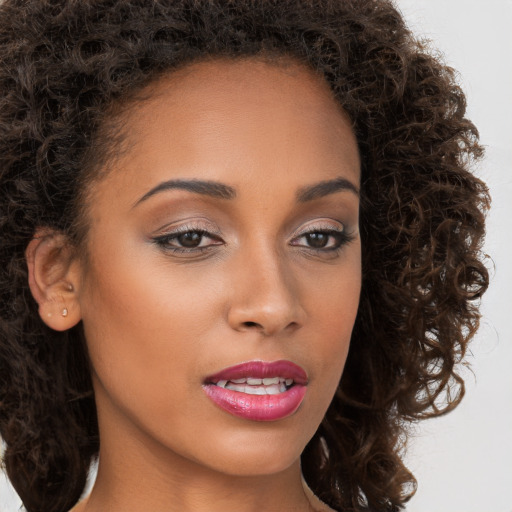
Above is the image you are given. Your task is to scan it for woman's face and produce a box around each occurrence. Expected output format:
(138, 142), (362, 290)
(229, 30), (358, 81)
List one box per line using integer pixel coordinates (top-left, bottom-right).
(75, 59), (361, 477)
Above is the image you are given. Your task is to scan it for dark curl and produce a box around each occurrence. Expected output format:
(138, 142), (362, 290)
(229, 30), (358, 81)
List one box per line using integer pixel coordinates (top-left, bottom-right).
(0, 1), (489, 511)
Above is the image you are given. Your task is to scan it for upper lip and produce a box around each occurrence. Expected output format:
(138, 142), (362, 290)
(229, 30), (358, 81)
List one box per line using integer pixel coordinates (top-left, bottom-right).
(205, 360), (308, 386)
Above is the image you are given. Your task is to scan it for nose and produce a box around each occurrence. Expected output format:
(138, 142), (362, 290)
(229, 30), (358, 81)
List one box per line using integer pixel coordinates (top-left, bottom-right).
(226, 246), (305, 336)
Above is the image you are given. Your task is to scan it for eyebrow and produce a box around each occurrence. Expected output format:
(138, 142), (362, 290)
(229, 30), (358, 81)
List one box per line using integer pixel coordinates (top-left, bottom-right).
(296, 177), (359, 202)
(134, 179), (237, 206)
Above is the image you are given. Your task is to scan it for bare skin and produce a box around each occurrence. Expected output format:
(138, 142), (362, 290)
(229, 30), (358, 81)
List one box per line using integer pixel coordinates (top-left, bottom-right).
(28, 58), (360, 512)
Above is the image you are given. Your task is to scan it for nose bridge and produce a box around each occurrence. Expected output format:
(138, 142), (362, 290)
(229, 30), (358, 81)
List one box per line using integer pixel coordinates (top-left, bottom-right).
(227, 236), (303, 335)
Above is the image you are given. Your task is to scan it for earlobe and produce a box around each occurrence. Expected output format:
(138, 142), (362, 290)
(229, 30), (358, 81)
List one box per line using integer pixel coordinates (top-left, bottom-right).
(25, 228), (82, 331)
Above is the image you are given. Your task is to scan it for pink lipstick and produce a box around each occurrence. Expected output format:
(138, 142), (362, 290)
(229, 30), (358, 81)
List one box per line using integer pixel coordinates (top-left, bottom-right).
(203, 360), (308, 421)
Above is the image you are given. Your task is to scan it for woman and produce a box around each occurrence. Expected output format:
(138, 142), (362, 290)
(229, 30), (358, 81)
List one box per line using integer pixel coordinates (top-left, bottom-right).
(0, 1), (489, 511)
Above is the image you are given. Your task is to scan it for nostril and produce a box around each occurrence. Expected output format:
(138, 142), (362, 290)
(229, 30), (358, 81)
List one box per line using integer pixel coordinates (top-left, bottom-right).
(242, 321), (263, 329)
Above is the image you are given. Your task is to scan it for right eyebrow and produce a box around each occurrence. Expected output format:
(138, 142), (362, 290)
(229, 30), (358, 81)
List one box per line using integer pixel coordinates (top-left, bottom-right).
(133, 179), (237, 208)
(296, 176), (359, 202)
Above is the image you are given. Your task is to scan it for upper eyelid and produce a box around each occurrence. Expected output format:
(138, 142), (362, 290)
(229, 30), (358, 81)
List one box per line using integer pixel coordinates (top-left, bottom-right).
(153, 220), (222, 237)
(296, 224), (344, 234)
(291, 228), (348, 243)
(291, 220), (345, 237)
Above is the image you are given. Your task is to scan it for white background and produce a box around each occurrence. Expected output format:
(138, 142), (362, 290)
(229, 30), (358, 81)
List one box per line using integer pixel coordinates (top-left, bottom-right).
(1, 1), (512, 511)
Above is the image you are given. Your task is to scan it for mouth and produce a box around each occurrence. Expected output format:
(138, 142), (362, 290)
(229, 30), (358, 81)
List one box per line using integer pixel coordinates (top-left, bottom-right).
(203, 360), (308, 422)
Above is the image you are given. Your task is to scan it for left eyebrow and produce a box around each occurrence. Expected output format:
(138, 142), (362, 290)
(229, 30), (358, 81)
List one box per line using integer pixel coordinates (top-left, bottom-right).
(296, 177), (359, 202)
(133, 178), (237, 207)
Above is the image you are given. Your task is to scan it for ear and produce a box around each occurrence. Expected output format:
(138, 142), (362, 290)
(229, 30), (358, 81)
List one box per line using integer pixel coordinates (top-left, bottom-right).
(25, 228), (82, 331)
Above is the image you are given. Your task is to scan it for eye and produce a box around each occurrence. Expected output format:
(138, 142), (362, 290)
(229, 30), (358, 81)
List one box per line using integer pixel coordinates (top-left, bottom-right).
(174, 231), (209, 248)
(290, 223), (355, 253)
(152, 227), (223, 254)
(301, 232), (337, 249)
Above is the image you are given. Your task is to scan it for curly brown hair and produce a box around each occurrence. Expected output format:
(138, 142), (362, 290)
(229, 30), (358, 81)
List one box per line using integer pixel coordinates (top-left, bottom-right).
(0, 1), (489, 511)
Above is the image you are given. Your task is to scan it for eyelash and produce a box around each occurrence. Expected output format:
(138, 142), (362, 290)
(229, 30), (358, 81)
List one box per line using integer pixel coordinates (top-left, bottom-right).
(152, 224), (355, 257)
(291, 227), (355, 254)
(152, 225), (223, 255)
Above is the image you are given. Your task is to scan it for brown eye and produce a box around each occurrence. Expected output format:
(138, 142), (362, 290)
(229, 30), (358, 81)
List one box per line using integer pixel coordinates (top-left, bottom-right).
(305, 232), (329, 248)
(177, 231), (204, 247)
(290, 225), (353, 254)
(153, 228), (223, 254)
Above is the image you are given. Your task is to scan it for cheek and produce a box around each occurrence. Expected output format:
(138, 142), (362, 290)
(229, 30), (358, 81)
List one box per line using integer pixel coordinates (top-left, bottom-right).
(79, 262), (213, 439)
(309, 246), (361, 340)
(293, 271), (360, 432)
(298, 246), (361, 403)
(78, 241), (230, 401)
(78, 255), (197, 399)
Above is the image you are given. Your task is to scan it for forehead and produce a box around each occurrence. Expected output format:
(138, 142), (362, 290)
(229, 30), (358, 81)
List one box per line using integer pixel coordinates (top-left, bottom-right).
(90, 58), (360, 211)
(137, 57), (347, 121)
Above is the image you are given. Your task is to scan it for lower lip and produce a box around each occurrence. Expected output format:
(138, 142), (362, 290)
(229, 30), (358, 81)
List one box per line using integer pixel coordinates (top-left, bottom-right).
(203, 384), (307, 421)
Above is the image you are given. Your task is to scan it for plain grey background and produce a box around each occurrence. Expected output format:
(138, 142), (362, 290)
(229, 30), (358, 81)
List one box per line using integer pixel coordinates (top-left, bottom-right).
(1, 1), (511, 511)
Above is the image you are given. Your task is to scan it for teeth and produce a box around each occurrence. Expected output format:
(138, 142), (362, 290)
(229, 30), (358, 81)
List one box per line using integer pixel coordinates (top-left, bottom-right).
(224, 383), (284, 395)
(250, 386), (267, 395)
(213, 376), (294, 393)
(228, 383), (248, 393)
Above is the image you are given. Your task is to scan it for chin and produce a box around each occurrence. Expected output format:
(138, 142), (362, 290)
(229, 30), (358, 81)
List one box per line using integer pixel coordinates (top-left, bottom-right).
(191, 423), (311, 477)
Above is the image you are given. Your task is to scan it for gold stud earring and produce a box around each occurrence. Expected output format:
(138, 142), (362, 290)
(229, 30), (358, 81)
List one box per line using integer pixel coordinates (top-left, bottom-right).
(62, 308), (68, 317)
